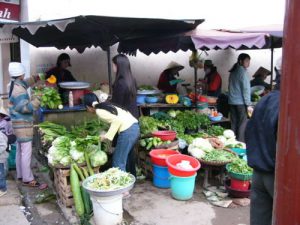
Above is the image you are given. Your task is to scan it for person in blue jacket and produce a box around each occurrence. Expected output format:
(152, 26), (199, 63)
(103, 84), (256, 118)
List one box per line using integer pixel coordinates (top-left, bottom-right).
(245, 57), (282, 225)
(228, 53), (252, 140)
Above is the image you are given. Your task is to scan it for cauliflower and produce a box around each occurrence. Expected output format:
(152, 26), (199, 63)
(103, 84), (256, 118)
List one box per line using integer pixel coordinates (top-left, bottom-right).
(192, 138), (214, 152)
(188, 145), (206, 159)
(223, 130), (236, 139)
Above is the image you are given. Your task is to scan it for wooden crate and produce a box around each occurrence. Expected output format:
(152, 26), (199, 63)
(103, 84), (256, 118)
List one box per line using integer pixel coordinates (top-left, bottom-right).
(137, 149), (153, 179)
(54, 166), (100, 207)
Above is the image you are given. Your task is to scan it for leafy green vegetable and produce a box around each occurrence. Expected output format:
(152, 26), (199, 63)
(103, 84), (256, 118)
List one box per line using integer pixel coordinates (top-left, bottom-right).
(227, 158), (253, 174)
(206, 125), (225, 137)
(33, 87), (62, 109)
(202, 149), (237, 162)
(90, 150), (108, 167)
(138, 85), (155, 91)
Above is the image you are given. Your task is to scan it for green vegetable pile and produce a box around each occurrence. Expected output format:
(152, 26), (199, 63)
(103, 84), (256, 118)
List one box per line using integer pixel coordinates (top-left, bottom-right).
(206, 125), (225, 137)
(227, 158), (253, 174)
(202, 149), (237, 162)
(138, 85), (155, 91)
(86, 168), (134, 191)
(33, 87), (62, 109)
(38, 121), (67, 142)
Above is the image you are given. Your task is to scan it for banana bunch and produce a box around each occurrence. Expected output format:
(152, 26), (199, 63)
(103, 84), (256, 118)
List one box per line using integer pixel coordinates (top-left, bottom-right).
(189, 51), (203, 68)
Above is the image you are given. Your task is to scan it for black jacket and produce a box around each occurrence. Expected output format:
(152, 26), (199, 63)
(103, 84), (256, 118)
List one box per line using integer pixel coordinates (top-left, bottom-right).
(245, 90), (280, 172)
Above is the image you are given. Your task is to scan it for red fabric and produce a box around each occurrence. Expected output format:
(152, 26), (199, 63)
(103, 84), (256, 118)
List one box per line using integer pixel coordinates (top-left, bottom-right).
(157, 71), (177, 93)
(207, 72), (222, 91)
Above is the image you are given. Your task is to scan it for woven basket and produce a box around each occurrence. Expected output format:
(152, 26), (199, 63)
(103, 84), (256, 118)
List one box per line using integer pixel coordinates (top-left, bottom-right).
(198, 149), (237, 166)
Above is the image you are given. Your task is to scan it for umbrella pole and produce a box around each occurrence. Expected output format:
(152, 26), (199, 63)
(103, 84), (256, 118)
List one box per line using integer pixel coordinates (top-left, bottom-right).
(270, 37), (274, 88)
(106, 47), (112, 94)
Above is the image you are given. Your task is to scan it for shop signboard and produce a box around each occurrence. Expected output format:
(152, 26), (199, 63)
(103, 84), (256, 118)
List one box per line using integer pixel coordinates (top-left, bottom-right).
(0, 0), (20, 22)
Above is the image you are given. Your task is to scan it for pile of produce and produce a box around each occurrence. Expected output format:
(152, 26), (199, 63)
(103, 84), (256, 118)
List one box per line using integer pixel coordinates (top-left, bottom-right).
(32, 87), (62, 109)
(139, 137), (172, 150)
(85, 168), (134, 191)
(38, 121), (67, 142)
(217, 129), (246, 149)
(188, 138), (214, 159)
(187, 137), (237, 162)
(47, 135), (108, 167)
(227, 158), (253, 175)
(138, 85), (155, 91)
(202, 149), (237, 162)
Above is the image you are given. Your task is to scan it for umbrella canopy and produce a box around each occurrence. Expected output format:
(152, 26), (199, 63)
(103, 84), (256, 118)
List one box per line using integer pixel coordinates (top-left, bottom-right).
(118, 28), (268, 55)
(0, 15), (203, 53)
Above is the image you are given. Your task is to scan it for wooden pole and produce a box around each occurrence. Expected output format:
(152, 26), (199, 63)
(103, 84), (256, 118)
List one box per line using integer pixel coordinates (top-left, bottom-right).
(106, 47), (112, 94)
(273, 0), (300, 224)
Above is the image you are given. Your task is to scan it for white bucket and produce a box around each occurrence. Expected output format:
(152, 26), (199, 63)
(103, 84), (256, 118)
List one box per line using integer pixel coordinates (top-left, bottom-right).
(91, 194), (123, 225)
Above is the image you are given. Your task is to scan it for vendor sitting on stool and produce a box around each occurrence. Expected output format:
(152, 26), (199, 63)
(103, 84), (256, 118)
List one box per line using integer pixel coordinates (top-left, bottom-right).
(157, 61), (184, 93)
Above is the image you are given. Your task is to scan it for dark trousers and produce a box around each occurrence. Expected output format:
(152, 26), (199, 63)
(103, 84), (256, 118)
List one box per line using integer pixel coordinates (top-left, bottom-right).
(250, 170), (275, 225)
(230, 105), (247, 140)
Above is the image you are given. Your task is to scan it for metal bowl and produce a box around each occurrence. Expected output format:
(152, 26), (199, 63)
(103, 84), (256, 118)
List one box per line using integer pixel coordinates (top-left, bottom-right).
(82, 174), (136, 197)
(59, 81), (90, 89)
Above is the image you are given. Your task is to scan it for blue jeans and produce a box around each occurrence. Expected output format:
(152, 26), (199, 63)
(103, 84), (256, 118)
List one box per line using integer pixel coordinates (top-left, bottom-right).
(112, 123), (140, 173)
(0, 163), (7, 192)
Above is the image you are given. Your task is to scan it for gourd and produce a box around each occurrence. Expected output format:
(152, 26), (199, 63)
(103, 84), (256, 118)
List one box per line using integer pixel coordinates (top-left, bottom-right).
(47, 75), (57, 84)
(165, 94), (179, 104)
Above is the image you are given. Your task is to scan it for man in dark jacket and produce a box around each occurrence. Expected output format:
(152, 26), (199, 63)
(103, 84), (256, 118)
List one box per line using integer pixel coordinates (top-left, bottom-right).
(245, 57), (282, 225)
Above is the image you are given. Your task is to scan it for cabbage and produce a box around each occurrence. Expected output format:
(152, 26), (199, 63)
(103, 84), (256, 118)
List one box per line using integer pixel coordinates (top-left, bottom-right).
(60, 155), (72, 166)
(191, 138), (214, 152)
(52, 136), (70, 148)
(217, 135), (227, 144)
(168, 110), (177, 118)
(223, 130), (236, 139)
(188, 144), (206, 159)
(90, 150), (108, 167)
(70, 148), (84, 161)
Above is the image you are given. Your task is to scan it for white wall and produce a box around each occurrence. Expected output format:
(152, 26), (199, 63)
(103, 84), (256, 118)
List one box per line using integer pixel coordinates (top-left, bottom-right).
(21, 0), (285, 92)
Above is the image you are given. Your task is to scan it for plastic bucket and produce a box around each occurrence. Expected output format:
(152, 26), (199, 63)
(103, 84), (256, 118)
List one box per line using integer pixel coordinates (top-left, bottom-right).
(149, 149), (180, 167)
(166, 154), (200, 177)
(90, 194), (123, 225)
(152, 164), (170, 188)
(137, 95), (146, 104)
(230, 178), (250, 191)
(170, 174), (197, 200)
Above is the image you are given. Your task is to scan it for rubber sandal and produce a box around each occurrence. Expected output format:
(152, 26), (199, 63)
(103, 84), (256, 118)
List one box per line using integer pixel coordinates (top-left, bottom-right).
(39, 183), (48, 190)
(23, 180), (40, 187)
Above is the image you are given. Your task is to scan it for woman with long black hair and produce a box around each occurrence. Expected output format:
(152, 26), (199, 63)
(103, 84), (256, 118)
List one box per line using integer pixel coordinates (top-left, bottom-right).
(111, 54), (139, 119)
(228, 53), (252, 140)
(83, 93), (140, 176)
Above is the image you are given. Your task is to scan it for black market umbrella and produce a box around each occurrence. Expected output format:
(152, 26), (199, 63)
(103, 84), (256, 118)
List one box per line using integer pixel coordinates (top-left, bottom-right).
(0, 15), (203, 92)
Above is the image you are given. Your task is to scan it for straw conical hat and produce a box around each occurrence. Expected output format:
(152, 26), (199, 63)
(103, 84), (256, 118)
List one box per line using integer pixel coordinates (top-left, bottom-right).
(164, 61), (184, 72)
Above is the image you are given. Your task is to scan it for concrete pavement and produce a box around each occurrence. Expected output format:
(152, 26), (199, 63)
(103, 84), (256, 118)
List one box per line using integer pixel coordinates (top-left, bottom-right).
(0, 179), (30, 225)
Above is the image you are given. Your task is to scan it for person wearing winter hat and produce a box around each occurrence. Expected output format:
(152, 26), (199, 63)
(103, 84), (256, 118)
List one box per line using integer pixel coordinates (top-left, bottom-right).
(8, 62), (47, 189)
(157, 61), (184, 93)
(245, 56), (282, 225)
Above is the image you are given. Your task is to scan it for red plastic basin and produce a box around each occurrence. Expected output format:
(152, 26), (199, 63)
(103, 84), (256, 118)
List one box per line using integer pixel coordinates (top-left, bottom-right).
(230, 178), (250, 191)
(225, 179), (251, 198)
(149, 149), (180, 167)
(152, 130), (177, 141)
(166, 154), (201, 177)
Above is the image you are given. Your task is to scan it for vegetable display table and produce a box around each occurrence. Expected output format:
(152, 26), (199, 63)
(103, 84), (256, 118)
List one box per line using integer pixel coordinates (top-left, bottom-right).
(138, 103), (196, 116)
(35, 105), (97, 128)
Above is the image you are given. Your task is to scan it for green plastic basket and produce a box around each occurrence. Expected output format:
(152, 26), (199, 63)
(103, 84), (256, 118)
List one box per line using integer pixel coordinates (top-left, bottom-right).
(8, 144), (16, 169)
(226, 164), (252, 181)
